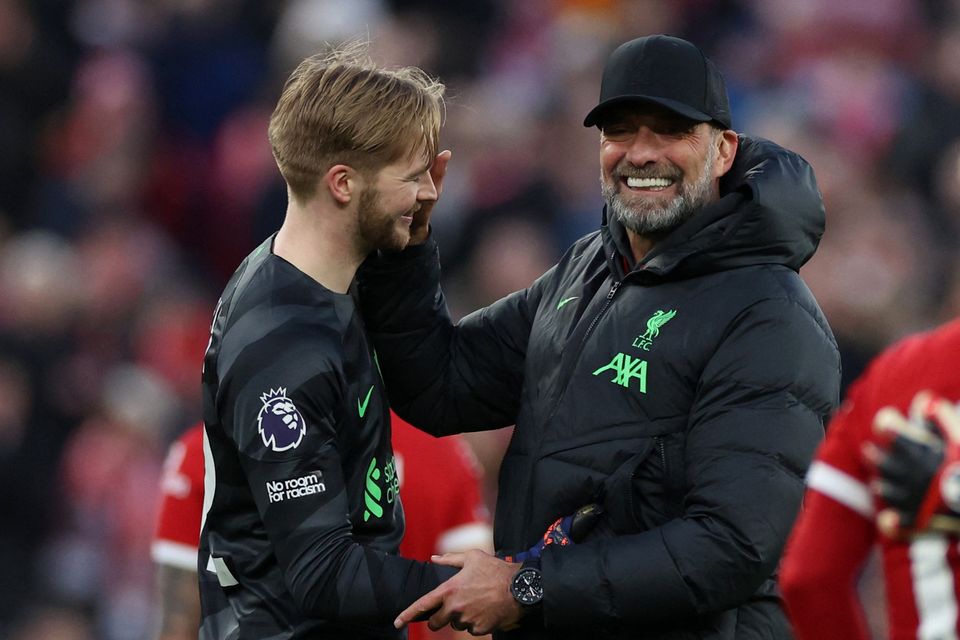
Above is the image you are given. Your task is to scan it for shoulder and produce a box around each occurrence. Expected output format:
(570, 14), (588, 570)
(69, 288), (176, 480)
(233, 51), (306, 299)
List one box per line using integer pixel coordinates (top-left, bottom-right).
(814, 320), (960, 477)
(218, 262), (349, 383)
(708, 266), (836, 348)
(850, 318), (960, 411)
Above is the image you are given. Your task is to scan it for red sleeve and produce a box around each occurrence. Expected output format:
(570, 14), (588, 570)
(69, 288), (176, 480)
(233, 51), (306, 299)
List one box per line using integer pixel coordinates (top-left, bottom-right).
(152, 423), (205, 570)
(781, 489), (874, 640)
(433, 436), (491, 554)
(780, 358), (881, 639)
(393, 415), (491, 561)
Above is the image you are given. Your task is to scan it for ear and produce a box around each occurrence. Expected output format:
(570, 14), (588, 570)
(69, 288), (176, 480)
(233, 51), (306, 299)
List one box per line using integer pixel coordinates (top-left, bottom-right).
(714, 130), (739, 178)
(322, 164), (360, 205)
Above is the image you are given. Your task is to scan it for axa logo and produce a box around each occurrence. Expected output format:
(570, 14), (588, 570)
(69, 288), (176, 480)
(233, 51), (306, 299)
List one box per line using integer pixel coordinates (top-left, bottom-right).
(363, 454), (400, 522)
(632, 309), (677, 351)
(257, 388), (306, 452)
(592, 353), (647, 392)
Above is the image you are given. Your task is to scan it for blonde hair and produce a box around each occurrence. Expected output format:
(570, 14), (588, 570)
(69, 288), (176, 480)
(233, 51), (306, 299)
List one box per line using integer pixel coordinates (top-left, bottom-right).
(268, 41), (445, 203)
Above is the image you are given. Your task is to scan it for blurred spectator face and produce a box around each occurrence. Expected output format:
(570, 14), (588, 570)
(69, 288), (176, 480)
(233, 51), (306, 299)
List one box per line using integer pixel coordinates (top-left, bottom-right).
(50, 50), (155, 211)
(210, 106), (275, 211)
(131, 291), (215, 409)
(0, 231), (80, 335)
(74, 220), (175, 327)
(272, 0), (387, 71)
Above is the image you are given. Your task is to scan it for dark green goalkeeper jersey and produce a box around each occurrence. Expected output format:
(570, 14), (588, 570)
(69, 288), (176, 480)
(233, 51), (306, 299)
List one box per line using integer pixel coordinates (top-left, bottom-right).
(198, 234), (453, 639)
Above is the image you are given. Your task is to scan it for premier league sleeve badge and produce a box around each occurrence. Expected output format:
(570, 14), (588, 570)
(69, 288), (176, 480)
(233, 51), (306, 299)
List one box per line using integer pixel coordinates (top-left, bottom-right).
(257, 387), (307, 452)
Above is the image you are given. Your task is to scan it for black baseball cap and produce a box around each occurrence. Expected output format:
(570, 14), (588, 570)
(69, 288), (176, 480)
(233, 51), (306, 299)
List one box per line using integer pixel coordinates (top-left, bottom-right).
(583, 34), (732, 129)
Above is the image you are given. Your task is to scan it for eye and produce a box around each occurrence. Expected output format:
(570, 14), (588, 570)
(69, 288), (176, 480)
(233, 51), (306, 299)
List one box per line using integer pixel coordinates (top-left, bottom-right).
(407, 168), (430, 182)
(656, 120), (698, 136)
(601, 125), (632, 140)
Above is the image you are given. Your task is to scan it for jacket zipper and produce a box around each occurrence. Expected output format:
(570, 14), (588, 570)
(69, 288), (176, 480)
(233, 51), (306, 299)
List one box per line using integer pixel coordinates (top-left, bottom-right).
(521, 279), (623, 537)
(581, 280), (621, 344)
(538, 279), (622, 432)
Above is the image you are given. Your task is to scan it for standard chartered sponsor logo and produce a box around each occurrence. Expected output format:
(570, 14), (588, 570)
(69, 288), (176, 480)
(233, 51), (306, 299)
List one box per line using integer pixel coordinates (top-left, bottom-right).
(266, 471), (326, 503)
(363, 455), (399, 522)
(364, 458), (383, 520)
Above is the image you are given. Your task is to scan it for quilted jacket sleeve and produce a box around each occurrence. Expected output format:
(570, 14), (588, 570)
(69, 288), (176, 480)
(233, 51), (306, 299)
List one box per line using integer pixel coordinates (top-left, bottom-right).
(357, 236), (545, 435)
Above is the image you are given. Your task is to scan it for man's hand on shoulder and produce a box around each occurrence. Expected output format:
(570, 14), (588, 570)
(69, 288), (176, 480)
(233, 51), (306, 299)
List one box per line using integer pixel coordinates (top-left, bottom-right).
(409, 149), (451, 246)
(395, 550), (522, 635)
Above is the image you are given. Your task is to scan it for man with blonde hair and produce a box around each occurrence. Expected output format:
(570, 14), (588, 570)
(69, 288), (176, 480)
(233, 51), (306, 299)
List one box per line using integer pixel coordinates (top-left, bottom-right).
(197, 43), (457, 639)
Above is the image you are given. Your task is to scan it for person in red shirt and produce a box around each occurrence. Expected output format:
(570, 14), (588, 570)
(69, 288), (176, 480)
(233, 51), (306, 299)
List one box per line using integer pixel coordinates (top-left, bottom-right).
(151, 422), (205, 640)
(780, 318), (960, 640)
(392, 415), (493, 640)
(150, 416), (492, 640)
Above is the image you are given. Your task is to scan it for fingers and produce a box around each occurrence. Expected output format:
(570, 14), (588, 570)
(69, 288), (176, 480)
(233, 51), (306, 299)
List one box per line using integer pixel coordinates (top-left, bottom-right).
(394, 589), (445, 629)
(430, 552), (466, 567)
(876, 508), (903, 538)
(861, 441), (885, 466)
(427, 603), (456, 632)
(874, 406), (939, 446)
(431, 149), (451, 182)
(426, 150), (451, 199)
(934, 397), (960, 442)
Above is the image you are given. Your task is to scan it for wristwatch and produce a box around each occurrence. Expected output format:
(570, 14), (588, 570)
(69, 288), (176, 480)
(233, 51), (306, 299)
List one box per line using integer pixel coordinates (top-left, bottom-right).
(510, 559), (544, 609)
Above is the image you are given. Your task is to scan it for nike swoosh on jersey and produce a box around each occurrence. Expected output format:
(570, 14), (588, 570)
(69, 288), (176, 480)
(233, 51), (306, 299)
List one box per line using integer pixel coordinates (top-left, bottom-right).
(358, 385), (375, 418)
(557, 296), (578, 310)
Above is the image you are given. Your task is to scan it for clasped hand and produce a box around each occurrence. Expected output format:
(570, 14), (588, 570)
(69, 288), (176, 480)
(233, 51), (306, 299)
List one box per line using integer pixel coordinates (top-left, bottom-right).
(393, 550), (522, 636)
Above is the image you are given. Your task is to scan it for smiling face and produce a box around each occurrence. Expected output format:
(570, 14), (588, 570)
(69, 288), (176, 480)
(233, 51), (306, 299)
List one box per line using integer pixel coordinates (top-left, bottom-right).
(598, 105), (733, 236)
(356, 147), (437, 252)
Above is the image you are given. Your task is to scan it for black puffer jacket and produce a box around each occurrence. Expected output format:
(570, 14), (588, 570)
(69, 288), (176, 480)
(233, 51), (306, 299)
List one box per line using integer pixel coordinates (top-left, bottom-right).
(358, 136), (841, 639)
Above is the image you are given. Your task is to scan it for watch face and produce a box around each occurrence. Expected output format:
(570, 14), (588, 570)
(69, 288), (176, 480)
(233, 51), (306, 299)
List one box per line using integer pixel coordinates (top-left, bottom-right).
(511, 568), (544, 606)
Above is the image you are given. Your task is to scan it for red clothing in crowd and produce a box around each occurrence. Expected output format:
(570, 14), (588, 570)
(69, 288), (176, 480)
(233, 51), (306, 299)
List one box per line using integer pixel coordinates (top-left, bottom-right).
(392, 415), (492, 640)
(151, 422), (205, 571)
(781, 318), (960, 640)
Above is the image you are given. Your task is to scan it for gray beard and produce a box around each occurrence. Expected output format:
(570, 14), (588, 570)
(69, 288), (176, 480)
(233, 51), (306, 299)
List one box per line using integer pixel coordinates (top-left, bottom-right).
(601, 142), (718, 236)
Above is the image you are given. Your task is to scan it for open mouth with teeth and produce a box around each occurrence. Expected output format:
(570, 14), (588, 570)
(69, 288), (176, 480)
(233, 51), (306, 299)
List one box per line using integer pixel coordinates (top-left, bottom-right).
(623, 176), (676, 192)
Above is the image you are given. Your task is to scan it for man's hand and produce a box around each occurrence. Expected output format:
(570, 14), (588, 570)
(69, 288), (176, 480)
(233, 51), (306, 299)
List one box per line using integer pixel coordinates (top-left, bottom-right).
(864, 391), (960, 538)
(394, 550), (522, 635)
(409, 149), (451, 245)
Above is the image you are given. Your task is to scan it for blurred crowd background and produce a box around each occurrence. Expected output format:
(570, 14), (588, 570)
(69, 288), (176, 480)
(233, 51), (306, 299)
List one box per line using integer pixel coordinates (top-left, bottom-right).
(2, 0), (958, 637)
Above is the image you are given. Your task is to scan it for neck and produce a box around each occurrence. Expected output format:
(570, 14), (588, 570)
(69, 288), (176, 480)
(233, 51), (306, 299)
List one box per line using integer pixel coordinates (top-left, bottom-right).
(626, 229), (668, 264)
(273, 197), (365, 294)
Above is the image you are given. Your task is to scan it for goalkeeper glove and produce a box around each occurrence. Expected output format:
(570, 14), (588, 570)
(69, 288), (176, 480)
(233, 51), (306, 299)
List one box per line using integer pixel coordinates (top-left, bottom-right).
(500, 503), (603, 563)
(869, 391), (960, 538)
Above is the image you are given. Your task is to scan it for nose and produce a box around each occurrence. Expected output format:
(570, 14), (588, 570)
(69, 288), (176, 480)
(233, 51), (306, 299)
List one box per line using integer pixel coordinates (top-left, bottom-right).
(418, 171), (438, 201)
(624, 126), (668, 167)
